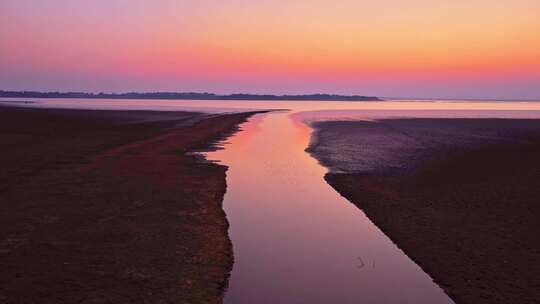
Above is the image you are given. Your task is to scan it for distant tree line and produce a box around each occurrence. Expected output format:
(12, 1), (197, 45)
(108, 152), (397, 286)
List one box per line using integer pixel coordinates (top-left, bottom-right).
(0, 90), (381, 101)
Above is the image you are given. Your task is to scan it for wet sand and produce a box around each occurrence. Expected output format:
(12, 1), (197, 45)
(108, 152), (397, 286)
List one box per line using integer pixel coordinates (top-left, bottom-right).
(308, 118), (540, 304)
(0, 106), (256, 303)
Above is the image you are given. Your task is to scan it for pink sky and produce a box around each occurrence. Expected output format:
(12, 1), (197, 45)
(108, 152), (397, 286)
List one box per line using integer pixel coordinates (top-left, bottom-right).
(1, 0), (539, 99)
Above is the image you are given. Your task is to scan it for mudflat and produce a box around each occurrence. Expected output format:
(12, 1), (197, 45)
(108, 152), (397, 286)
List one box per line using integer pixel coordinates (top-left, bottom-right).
(0, 106), (254, 303)
(308, 118), (540, 304)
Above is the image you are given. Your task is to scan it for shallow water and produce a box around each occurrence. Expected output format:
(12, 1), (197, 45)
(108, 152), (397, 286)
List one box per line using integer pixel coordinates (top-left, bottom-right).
(206, 112), (455, 303)
(5, 98), (540, 303)
(2, 97), (540, 115)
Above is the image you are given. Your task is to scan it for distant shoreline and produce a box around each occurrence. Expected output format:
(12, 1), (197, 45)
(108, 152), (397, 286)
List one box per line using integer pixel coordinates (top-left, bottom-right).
(0, 90), (381, 101)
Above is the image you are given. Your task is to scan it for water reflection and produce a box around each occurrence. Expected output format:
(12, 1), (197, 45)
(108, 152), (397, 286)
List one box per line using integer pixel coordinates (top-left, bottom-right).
(2, 97), (540, 115)
(206, 112), (454, 304)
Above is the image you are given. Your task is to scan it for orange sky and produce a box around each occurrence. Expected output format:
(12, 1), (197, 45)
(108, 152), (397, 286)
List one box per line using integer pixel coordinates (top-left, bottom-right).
(1, 0), (539, 99)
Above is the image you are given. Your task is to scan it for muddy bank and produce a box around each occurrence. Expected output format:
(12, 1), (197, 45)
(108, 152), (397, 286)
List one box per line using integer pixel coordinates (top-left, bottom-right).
(0, 106), (255, 303)
(307, 118), (540, 304)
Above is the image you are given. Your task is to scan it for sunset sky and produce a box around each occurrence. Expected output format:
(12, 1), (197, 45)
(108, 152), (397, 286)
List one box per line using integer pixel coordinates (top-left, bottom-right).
(1, 0), (539, 99)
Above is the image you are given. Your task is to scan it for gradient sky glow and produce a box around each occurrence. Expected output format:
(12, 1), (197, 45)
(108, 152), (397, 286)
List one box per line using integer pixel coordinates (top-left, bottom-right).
(1, 0), (539, 99)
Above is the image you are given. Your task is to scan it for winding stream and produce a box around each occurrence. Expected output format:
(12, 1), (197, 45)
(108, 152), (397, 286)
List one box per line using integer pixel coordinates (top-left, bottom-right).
(206, 111), (453, 304)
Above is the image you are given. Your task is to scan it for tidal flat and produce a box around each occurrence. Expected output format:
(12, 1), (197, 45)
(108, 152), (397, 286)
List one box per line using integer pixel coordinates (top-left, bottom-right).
(307, 118), (540, 304)
(0, 105), (256, 303)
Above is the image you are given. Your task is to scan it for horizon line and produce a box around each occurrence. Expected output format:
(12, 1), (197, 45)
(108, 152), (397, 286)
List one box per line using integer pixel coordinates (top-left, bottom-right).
(1, 89), (539, 102)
